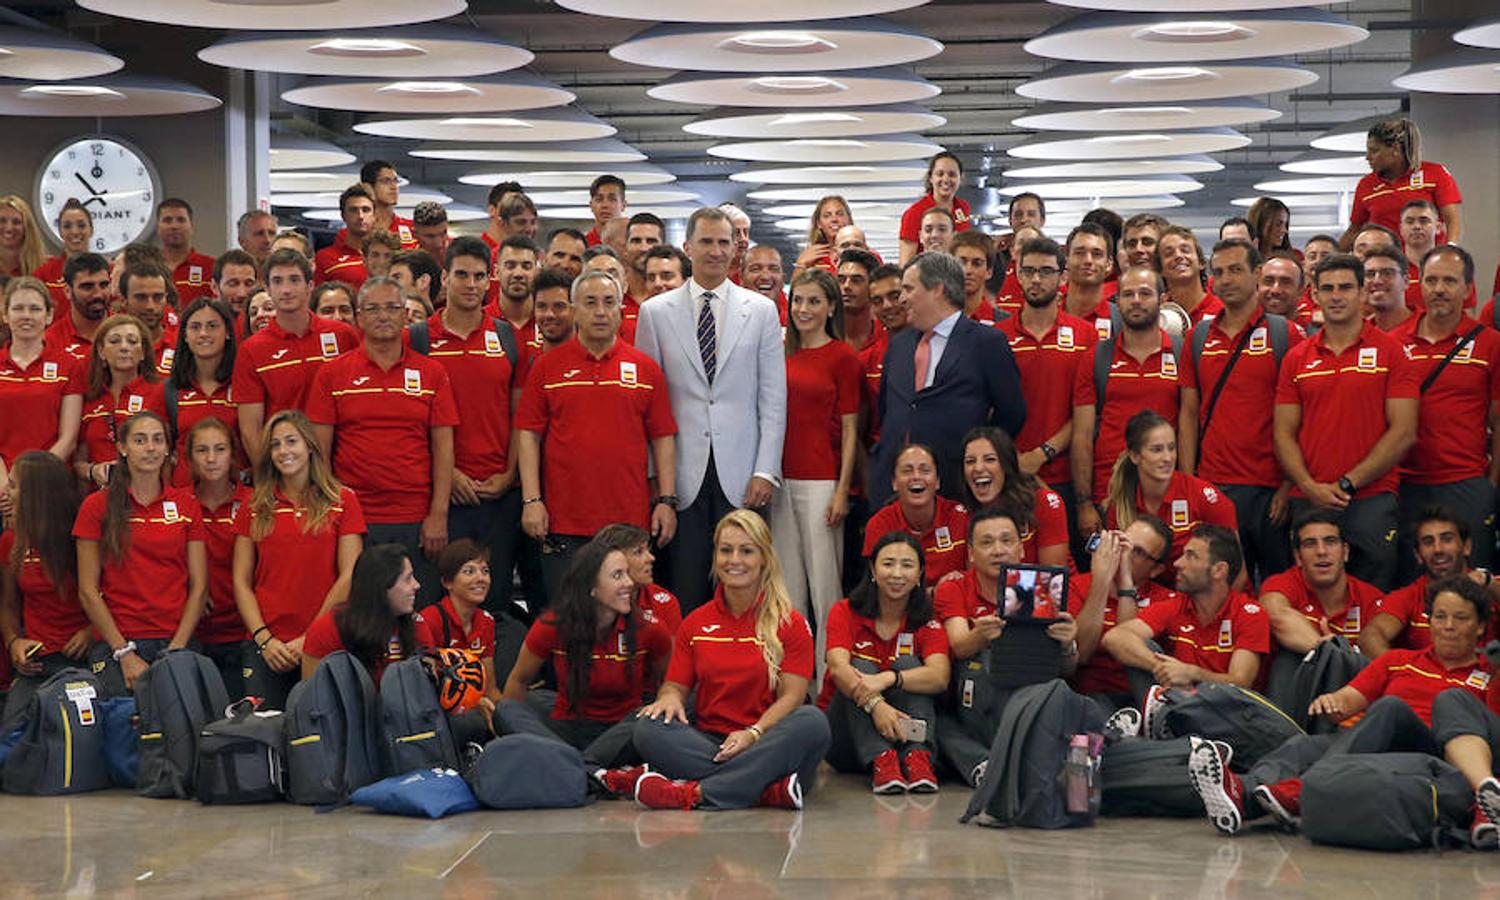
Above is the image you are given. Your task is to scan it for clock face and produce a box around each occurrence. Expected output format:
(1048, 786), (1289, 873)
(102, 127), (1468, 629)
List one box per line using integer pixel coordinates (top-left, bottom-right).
(35, 137), (160, 256)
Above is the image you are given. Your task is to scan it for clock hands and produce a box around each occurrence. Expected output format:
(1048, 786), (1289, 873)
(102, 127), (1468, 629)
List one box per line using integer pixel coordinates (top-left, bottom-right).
(74, 172), (108, 208)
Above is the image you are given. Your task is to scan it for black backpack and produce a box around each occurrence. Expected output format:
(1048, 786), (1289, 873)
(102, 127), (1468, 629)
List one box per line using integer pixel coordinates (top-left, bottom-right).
(136, 649), (230, 798)
(469, 734), (591, 810)
(961, 679), (1105, 829)
(2, 668), (112, 795)
(196, 699), (287, 805)
(1287, 638), (1369, 734)
(1160, 683), (1304, 770)
(284, 651), (385, 806)
(381, 656), (461, 775)
(1301, 753), (1475, 851)
(1099, 736), (1205, 818)
(408, 317), (519, 365)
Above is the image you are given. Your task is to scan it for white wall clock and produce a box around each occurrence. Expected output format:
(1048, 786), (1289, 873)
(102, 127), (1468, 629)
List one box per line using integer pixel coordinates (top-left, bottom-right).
(35, 135), (161, 254)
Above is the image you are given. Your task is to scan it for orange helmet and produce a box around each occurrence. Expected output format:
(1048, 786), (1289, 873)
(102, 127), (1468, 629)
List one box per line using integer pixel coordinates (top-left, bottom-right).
(422, 648), (486, 713)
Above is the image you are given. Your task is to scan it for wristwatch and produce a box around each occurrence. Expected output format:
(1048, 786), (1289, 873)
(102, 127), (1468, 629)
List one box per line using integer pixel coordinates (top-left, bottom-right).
(654, 494), (679, 510)
(1040, 442), (1059, 462)
(1337, 476), (1356, 495)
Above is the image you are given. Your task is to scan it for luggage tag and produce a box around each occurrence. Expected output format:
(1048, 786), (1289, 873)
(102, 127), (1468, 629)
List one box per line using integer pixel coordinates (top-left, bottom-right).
(962, 678), (975, 709)
(65, 681), (97, 726)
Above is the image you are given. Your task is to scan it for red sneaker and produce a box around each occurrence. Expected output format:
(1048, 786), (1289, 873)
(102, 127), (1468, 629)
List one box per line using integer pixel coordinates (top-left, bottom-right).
(758, 773), (804, 810)
(1472, 803), (1499, 850)
(903, 749), (939, 794)
(1253, 778), (1302, 829)
(1143, 684), (1172, 740)
(635, 772), (700, 810)
(872, 749), (906, 794)
(1187, 736), (1245, 835)
(598, 764), (650, 798)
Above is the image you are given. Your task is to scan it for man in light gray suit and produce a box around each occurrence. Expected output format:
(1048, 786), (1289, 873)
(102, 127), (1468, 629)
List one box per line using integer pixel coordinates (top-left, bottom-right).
(636, 207), (788, 612)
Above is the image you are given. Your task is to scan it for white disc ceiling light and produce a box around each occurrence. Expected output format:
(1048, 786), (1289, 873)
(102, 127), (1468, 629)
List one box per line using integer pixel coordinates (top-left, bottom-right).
(708, 134), (942, 163)
(269, 168), (402, 192)
(612, 19), (941, 72)
(199, 25), (533, 78)
(1006, 127), (1249, 160)
(555, 0), (930, 22)
(1307, 113), (1395, 153)
(78, 0), (465, 29)
(282, 71), (573, 114)
(650, 67), (939, 107)
(1046, 0), (1330, 11)
(1025, 9), (1366, 63)
(1253, 175), (1360, 193)
(354, 107), (616, 142)
(458, 164), (677, 188)
(1278, 151), (1368, 175)
(273, 184), (452, 208)
(0, 74), (219, 116)
(0, 23), (122, 81)
(1455, 19), (1500, 49)
(999, 175), (1205, 198)
(1037, 195), (1186, 213)
(538, 205), (698, 220)
(409, 139), (646, 163)
(1231, 193), (1339, 208)
(1393, 49), (1500, 94)
(730, 163), (929, 184)
(526, 188), (700, 206)
(747, 184), (923, 202)
(759, 201), (911, 218)
(1003, 156), (1223, 178)
(685, 104), (944, 138)
(299, 203), (484, 223)
(1012, 99), (1277, 131)
(270, 136), (356, 170)
(1018, 60), (1317, 102)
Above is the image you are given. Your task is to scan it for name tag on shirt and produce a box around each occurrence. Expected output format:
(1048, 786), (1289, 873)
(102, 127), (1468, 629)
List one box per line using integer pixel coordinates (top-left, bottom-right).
(1161, 353), (1177, 377)
(1344, 607), (1361, 633)
(1358, 347), (1378, 371)
(1095, 318), (1112, 340)
(934, 526), (953, 551)
(484, 330), (502, 355)
(320, 332), (340, 358)
(1249, 328), (1268, 353)
(127, 394), (143, 413)
(160, 348), (175, 369)
(1218, 619), (1233, 648)
(403, 368), (422, 395)
(896, 632), (915, 657)
(620, 360), (638, 386)
(1467, 671), (1491, 690)
(1057, 326), (1074, 349)
(162, 500), (180, 522)
(42, 361), (58, 380)
(1171, 499), (1190, 529)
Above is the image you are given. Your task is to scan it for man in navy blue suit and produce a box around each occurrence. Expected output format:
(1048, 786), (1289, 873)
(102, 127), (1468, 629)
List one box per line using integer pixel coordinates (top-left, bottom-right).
(870, 252), (1026, 507)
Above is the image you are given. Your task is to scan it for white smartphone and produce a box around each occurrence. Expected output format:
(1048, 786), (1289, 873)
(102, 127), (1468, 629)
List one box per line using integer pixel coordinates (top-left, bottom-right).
(899, 717), (928, 744)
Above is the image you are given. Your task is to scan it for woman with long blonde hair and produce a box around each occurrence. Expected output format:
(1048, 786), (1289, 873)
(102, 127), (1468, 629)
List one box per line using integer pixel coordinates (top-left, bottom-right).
(231, 409), (365, 707)
(634, 509), (831, 810)
(0, 195), (46, 279)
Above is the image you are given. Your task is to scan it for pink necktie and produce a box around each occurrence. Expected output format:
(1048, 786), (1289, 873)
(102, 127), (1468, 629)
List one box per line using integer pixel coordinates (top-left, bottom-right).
(913, 330), (933, 392)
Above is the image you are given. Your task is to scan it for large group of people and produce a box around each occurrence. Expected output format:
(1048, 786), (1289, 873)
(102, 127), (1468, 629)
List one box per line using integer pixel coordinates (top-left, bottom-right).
(1, 115), (1499, 837)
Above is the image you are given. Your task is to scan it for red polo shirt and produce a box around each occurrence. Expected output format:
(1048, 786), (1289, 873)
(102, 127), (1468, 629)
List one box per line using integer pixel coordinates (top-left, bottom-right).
(1393, 315), (1500, 485)
(171, 251), (217, 306)
(859, 329), (890, 439)
(995, 262), (1023, 316)
(231, 313), (359, 417)
(898, 195), (972, 243)
(1000, 310), (1096, 485)
(1022, 486), (1070, 562)
(73, 486), (206, 641)
(666, 589), (816, 734)
(1275, 321), (1420, 499)
(44, 316), (94, 364)
(1183, 313), (1303, 488)
(0, 532), (87, 656)
(1350, 162), (1462, 238)
(79, 378), (168, 464)
(1346, 647), (1488, 727)
(195, 484), (252, 645)
(1106, 470), (1238, 571)
(1068, 574), (1183, 696)
(302, 608), (437, 685)
(1259, 566), (1382, 648)
(423, 312), (516, 480)
(638, 582), (682, 636)
(863, 497), (970, 586)
(782, 340), (862, 481)
(1372, 572), (1444, 651)
(584, 227), (601, 247)
(515, 337), (676, 536)
(1063, 293), (1115, 342)
(232, 486), (366, 641)
(1176, 291), (1224, 325)
(339, 218), (418, 251)
(967, 298), (1005, 328)
(152, 325), (179, 379)
(314, 242), (367, 290)
(168, 379), (237, 487)
(524, 612), (672, 722)
(816, 598), (949, 708)
(0, 343), (82, 467)
(1074, 331), (1183, 500)
(620, 294), (640, 345)
(425, 597), (497, 658)
(307, 344), (460, 524)
(1136, 590), (1270, 675)
(32, 256), (71, 322)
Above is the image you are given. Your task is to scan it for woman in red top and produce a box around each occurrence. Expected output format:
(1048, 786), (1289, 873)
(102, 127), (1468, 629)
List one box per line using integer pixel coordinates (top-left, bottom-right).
(500, 539), (672, 781)
(898, 152), (969, 265)
(168, 298), (240, 487)
(0, 277), (83, 518)
(595, 523), (682, 635)
(961, 426), (1069, 569)
(0, 195), (45, 280)
(234, 409), (365, 708)
(772, 268), (862, 676)
(0, 452), (89, 725)
(425, 539), (501, 707)
(242, 289), (275, 340)
(75, 314), (167, 489)
(186, 418), (251, 699)
(863, 444), (971, 586)
(634, 510), (831, 810)
(1343, 116), (1462, 247)
(792, 195), (852, 276)
(32, 199), (93, 317)
(1102, 410), (1237, 575)
(300, 543), (435, 684)
(823, 532), (951, 794)
(74, 411), (208, 695)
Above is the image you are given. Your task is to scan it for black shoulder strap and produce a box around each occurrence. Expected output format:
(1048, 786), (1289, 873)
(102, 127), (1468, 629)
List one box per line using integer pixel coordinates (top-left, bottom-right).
(491, 317), (519, 373)
(1420, 325), (1484, 395)
(164, 383), (179, 443)
(407, 320), (430, 355)
(1199, 315), (1262, 439)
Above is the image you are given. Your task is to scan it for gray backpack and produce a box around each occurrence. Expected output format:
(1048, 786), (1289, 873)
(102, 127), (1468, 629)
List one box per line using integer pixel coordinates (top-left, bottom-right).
(380, 656), (461, 776)
(1302, 753), (1475, 850)
(1099, 736), (1204, 818)
(469, 734), (590, 810)
(1160, 683), (1304, 770)
(2, 668), (112, 795)
(136, 649), (230, 798)
(195, 699), (287, 805)
(284, 651), (385, 805)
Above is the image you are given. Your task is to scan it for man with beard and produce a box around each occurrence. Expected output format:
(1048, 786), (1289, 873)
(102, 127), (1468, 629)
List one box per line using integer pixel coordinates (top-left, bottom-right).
(1181, 239), (1299, 584)
(484, 236), (543, 356)
(743, 245), (786, 324)
(211, 250), (259, 321)
(119, 261), (177, 376)
(1361, 507), (1500, 656)
(544, 227), (587, 282)
(999, 237), (1095, 504)
(644, 245), (690, 298)
(1158, 226), (1222, 325)
(316, 185), (374, 289)
(531, 267), (576, 355)
(1257, 251), (1314, 330)
(1072, 264), (1183, 535)
(44, 253), (112, 361)
(1259, 510), (1383, 656)
(155, 199), (217, 306)
(1364, 245), (1412, 332)
(623, 213), (665, 302)
(837, 248), (882, 353)
(1062, 223), (1116, 341)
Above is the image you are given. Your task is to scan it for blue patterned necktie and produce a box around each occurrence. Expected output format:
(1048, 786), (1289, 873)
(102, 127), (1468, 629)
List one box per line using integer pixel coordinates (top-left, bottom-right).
(697, 291), (717, 383)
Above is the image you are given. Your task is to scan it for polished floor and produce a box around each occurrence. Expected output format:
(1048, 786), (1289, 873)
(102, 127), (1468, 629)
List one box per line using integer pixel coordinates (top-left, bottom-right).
(3, 769), (1496, 898)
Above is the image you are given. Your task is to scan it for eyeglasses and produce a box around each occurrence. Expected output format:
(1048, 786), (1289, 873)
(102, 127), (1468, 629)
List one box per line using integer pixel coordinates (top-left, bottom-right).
(1130, 546), (1167, 565)
(361, 304), (406, 318)
(1018, 266), (1060, 280)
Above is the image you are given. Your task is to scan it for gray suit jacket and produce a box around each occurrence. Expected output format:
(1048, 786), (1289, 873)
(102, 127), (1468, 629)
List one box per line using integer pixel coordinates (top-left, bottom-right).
(636, 280), (788, 508)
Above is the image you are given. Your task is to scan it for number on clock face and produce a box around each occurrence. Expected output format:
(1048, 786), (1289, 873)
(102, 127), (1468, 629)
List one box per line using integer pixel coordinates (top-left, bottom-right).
(35, 137), (158, 255)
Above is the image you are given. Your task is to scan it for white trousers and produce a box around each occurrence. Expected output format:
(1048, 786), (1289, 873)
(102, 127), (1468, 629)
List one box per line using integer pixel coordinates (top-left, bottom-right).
(770, 478), (844, 684)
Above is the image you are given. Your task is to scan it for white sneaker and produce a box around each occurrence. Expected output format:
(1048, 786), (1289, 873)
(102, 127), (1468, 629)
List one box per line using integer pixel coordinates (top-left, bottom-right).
(1105, 706), (1142, 739)
(970, 760), (988, 787)
(1143, 685), (1172, 740)
(1187, 736), (1244, 836)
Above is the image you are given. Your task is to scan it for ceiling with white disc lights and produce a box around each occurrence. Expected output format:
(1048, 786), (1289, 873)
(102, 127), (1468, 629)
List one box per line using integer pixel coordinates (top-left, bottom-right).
(729, 163), (930, 184)
(526, 188), (700, 206)
(458, 164), (677, 188)
(1006, 128), (1250, 160)
(1025, 9), (1366, 63)
(1010, 99), (1279, 132)
(77, 0), (466, 30)
(1454, 18), (1500, 49)
(611, 19), (942, 72)
(1044, 0), (1331, 11)
(746, 184), (925, 202)
(1393, 48), (1500, 94)
(998, 174), (1205, 198)
(1252, 175), (1362, 194)
(0, 74), (219, 115)
(269, 136), (356, 170)
(0, 21), (122, 81)
(1018, 60), (1318, 103)
(1003, 156), (1223, 178)
(199, 25), (532, 78)
(708, 135), (942, 163)
(354, 108), (616, 142)
(555, 0), (930, 22)
(1307, 113), (1395, 153)
(281, 71), (573, 114)
(649, 67), (939, 107)
(685, 104), (945, 139)
(409, 139), (646, 164)
(1278, 151), (1368, 175)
